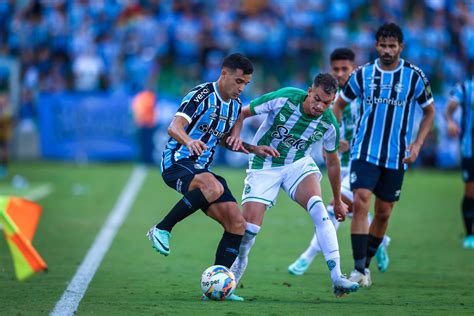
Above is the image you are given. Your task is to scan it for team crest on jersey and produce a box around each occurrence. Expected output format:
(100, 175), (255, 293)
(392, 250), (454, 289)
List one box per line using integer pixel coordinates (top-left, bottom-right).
(394, 83), (404, 93)
(310, 131), (324, 142)
(244, 184), (251, 194)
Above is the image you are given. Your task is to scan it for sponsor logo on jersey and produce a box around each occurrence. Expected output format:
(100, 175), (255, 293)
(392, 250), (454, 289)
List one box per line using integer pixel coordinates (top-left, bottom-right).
(198, 123), (225, 138)
(287, 101), (297, 110)
(279, 113), (286, 122)
(272, 125), (307, 150)
(192, 87), (210, 103)
(365, 96), (406, 107)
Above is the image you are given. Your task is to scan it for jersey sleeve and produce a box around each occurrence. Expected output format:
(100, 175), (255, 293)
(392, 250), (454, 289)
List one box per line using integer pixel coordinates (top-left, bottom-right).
(414, 71), (434, 108)
(175, 87), (209, 123)
(249, 87), (299, 115)
(323, 114), (340, 153)
(449, 82), (463, 104)
(340, 68), (363, 102)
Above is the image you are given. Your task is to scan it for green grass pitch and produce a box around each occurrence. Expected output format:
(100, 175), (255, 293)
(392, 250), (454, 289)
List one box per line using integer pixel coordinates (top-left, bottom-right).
(0, 162), (473, 315)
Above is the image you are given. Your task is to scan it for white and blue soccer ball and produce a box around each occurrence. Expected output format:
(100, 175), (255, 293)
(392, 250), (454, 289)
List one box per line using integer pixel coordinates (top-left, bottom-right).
(200, 265), (236, 300)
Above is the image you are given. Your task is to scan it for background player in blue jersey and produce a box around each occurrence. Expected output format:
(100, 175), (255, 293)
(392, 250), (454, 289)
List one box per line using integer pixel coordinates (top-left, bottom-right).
(333, 23), (435, 287)
(288, 48), (391, 277)
(146, 54), (278, 301)
(445, 66), (474, 249)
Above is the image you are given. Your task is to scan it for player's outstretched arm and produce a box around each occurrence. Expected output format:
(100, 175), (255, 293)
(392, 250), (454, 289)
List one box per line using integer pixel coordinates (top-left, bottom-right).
(221, 135), (279, 158)
(226, 106), (253, 151)
(168, 116), (208, 156)
(445, 99), (460, 138)
(325, 151), (347, 221)
(403, 103), (435, 164)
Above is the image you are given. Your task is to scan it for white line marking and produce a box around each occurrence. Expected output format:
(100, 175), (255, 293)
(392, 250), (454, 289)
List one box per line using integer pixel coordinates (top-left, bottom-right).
(50, 166), (148, 316)
(25, 183), (54, 201)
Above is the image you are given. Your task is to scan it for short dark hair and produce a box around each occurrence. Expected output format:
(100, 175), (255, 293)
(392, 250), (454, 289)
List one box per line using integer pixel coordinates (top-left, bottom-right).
(330, 48), (355, 62)
(375, 22), (404, 43)
(313, 73), (338, 95)
(221, 53), (254, 74)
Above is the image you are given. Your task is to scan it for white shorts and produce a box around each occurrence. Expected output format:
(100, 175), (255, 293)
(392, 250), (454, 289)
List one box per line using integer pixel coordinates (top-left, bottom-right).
(241, 156), (322, 207)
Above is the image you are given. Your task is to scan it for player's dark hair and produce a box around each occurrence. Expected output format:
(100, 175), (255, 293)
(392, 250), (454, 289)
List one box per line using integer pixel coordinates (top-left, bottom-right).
(375, 22), (404, 43)
(221, 53), (254, 74)
(313, 73), (338, 95)
(330, 48), (355, 62)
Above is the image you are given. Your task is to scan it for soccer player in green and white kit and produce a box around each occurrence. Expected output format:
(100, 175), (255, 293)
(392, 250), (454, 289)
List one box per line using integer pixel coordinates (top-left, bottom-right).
(226, 73), (359, 297)
(288, 48), (391, 277)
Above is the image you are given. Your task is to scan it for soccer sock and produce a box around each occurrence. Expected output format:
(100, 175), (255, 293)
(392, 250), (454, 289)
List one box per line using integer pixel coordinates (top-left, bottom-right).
(365, 234), (384, 268)
(156, 189), (210, 232)
(215, 231), (243, 268)
(462, 196), (474, 236)
(326, 205), (341, 230)
(238, 222), (261, 260)
(307, 196), (341, 282)
(351, 234), (368, 274)
(300, 234), (320, 263)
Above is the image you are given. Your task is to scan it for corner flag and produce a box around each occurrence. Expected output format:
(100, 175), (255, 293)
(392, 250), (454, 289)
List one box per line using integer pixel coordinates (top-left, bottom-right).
(0, 197), (47, 280)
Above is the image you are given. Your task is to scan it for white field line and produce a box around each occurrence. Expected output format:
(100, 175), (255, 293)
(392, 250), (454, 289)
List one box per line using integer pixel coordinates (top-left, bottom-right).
(24, 183), (54, 201)
(50, 166), (148, 316)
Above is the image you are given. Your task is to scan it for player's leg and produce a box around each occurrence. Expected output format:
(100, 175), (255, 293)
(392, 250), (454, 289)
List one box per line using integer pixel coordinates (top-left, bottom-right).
(284, 157), (357, 296)
(348, 160), (380, 286)
(461, 158), (474, 248)
(363, 166), (403, 279)
(231, 169), (281, 284)
(147, 161), (224, 256)
(230, 201), (266, 284)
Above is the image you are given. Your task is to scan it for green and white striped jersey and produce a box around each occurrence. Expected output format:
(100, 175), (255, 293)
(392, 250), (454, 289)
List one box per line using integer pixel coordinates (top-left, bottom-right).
(249, 87), (339, 170)
(337, 90), (360, 168)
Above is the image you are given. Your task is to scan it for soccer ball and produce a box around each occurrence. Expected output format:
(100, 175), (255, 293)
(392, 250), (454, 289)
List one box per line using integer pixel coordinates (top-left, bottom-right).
(200, 265), (236, 300)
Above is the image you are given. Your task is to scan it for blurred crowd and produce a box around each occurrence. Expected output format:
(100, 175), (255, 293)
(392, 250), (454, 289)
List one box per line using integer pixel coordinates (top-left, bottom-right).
(0, 0), (473, 123)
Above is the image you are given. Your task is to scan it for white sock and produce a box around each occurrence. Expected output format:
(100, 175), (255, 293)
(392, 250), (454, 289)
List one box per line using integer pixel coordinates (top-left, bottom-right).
(326, 205), (341, 230)
(238, 222), (261, 260)
(300, 204), (341, 263)
(300, 234), (321, 263)
(307, 196), (341, 283)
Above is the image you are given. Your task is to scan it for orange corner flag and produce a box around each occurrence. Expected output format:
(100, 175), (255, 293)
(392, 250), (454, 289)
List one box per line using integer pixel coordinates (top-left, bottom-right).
(0, 196), (47, 280)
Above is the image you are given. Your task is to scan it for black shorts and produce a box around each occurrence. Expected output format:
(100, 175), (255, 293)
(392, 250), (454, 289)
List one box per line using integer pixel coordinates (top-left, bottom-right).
(161, 159), (236, 212)
(349, 159), (405, 202)
(462, 157), (474, 182)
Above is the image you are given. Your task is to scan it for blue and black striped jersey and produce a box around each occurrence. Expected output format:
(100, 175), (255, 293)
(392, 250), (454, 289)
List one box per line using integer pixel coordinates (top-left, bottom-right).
(161, 82), (242, 171)
(341, 58), (434, 170)
(450, 79), (474, 158)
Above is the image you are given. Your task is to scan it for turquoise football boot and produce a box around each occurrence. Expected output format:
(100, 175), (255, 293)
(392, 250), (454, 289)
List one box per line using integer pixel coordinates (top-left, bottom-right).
(146, 226), (171, 256)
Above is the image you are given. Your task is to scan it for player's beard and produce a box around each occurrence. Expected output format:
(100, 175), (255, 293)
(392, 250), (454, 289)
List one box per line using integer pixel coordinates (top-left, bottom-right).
(381, 54), (395, 66)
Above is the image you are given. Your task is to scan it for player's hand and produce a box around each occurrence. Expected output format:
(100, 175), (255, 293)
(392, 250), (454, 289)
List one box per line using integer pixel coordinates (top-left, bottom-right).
(253, 145), (280, 158)
(226, 136), (249, 153)
(333, 199), (348, 222)
(447, 121), (460, 138)
(402, 142), (421, 164)
(185, 139), (208, 156)
(338, 140), (349, 153)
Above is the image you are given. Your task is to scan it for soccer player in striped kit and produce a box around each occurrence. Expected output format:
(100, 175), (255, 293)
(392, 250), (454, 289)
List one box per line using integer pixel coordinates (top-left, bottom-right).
(288, 48), (391, 277)
(445, 64), (474, 249)
(146, 53), (278, 301)
(333, 23), (435, 287)
(228, 73), (360, 297)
